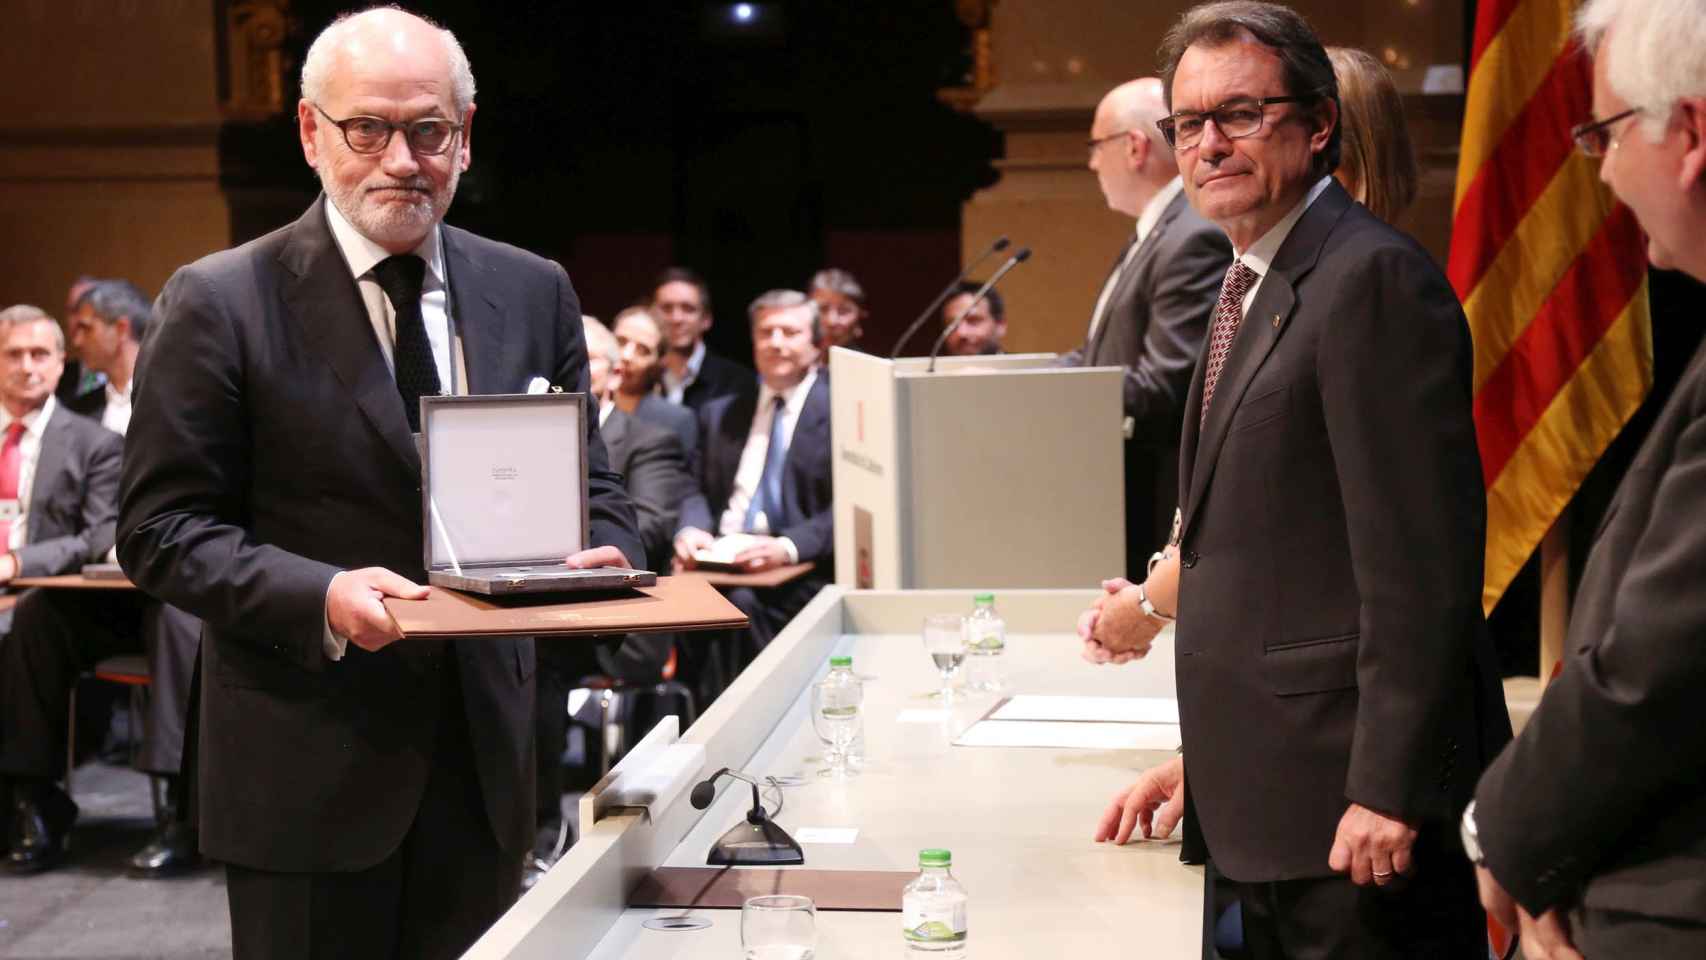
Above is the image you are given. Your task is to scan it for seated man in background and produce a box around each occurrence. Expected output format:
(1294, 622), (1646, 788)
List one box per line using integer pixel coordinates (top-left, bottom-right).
(940, 282), (1007, 357)
(674, 290), (833, 661)
(807, 267), (867, 353)
(0, 308), (124, 872)
(529, 317), (694, 884)
(611, 305), (699, 465)
(651, 267), (754, 412)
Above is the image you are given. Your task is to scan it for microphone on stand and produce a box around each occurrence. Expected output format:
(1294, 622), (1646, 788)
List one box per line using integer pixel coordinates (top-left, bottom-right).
(689, 767), (804, 865)
(890, 235), (1011, 358)
(926, 247), (1032, 373)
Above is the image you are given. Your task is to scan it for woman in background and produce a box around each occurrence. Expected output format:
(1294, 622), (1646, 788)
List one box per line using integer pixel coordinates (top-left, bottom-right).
(1329, 46), (1420, 224)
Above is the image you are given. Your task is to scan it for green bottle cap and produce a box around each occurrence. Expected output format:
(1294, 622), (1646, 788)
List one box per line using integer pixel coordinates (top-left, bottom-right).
(973, 593), (994, 605)
(919, 848), (952, 867)
(829, 655), (852, 667)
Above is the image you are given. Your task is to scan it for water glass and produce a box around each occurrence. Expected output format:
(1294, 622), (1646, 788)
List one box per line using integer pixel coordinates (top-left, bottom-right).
(741, 894), (816, 959)
(811, 682), (861, 780)
(922, 614), (967, 705)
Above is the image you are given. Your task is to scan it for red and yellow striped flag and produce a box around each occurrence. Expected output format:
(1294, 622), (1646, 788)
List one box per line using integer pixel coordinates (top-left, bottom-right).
(1449, 0), (1652, 614)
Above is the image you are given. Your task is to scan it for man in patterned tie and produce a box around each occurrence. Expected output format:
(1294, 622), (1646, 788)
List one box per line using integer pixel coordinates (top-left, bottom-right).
(673, 290), (833, 659)
(1079, 3), (1506, 956)
(116, 7), (641, 957)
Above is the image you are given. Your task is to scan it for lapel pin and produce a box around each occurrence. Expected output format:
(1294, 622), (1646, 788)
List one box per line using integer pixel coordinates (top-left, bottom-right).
(1271, 313), (1282, 329)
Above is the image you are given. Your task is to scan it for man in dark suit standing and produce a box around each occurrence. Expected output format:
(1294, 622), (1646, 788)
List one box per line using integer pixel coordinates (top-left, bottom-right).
(1083, 4), (1505, 955)
(674, 290), (832, 656)
(115, 9), (641, 958)
(0, 309), (124, 869)
(652, 267), (755, 413)
(1472, 2), (1706, 955)
(1062, 76), (1229, 570)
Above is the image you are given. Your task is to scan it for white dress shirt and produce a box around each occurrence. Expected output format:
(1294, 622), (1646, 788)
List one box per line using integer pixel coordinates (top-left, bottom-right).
(321, 199), (465, 660)
(0, 396), (56, 552)
(716, 367), (817, 563)
(1087, 176), (1186, 342)
(661, 339), (706, 406)
(101, 380), (133, 436)
(1235, 176), (1334, 319)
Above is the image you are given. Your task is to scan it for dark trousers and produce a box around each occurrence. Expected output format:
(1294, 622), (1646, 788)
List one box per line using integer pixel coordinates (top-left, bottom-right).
(1576, 907), (1706, 959)
(1206, 830), (1486, 960)
(0, 588), (199, 779)
(225, 662), (519, 960)
(724, 576), (827, 663)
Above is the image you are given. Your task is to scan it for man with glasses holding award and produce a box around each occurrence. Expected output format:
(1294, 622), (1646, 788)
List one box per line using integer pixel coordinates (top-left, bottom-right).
(1084, 3), (1506, 955)
(117, 7), (641, 958)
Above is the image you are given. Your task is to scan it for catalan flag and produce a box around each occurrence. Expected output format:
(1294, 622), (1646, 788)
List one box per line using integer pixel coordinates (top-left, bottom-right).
(1449, 0), (1652, 614)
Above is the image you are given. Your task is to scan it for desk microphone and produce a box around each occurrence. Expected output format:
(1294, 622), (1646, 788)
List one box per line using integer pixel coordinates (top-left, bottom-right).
(689, 767), (804, 866)
(926, 247), (1032, 373)
(890, 235), (1011, 358)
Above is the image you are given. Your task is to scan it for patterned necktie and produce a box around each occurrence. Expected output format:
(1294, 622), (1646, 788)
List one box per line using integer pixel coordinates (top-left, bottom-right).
(372, 254), (440, 432)
(743, 395), (789, 533)
(0, 421), (24, 547)
(1199, 261), (1259, 428)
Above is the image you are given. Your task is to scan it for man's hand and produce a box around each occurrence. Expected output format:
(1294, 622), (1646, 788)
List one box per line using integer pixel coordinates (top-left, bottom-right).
(673, 527), (714, 570)
(1477, 865), (1583, 960)
(734, 536), (791, 573)
(1093, 584), (1166, 659)
(327, 567), (428, 653)
(1095, 756), (1185, 844)
(566, 545), (632, 570)
(0, 552), (17, 586)
(1328, 802), (1418, 886)
(1080, 577), (1141, 664)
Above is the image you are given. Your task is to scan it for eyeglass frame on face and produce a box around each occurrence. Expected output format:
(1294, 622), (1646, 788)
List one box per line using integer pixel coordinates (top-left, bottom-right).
(1086, 129), (1134, 157)
(311, 102), (465, 157)
(1570, 107), (1642, 159)
(1156, 95), (1317, 151)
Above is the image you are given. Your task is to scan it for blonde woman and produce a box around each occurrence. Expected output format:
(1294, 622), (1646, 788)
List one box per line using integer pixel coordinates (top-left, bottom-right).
(1329, 46), (1420, 223)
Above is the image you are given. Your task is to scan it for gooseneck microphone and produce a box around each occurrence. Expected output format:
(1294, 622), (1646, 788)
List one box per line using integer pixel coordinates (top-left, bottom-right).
(890, 235), (1011, 358)
(926, 247), (1032, 373)
(689, 767), (805, 866)
(690, 767), (769, 823)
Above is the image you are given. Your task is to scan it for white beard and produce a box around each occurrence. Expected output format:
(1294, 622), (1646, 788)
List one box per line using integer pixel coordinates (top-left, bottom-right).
(321, 164), (460, 249)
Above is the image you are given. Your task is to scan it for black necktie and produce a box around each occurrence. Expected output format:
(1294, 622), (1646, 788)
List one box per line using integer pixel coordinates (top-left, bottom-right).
(372, 254), (440, 432)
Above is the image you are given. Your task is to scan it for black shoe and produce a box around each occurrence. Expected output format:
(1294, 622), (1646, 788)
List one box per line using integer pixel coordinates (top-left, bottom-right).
(128, 820), (201, 878)
(5, 783), (77, 874)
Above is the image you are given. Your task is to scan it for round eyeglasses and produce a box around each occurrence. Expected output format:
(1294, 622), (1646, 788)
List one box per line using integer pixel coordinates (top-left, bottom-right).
(313, 103), (464, 157)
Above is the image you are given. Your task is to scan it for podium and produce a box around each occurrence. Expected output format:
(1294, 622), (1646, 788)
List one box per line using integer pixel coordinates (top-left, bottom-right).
(829, 347), (1124, 589)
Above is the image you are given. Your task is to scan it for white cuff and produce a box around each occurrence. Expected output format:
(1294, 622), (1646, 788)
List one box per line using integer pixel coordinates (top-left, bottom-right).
(778, 537), (799, 565)
(323, 573), (348, 662)
(105, 544), (119, 564)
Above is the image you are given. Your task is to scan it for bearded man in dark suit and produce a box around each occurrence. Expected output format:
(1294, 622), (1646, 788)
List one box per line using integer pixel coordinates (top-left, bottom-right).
(116, 9), (640, 958)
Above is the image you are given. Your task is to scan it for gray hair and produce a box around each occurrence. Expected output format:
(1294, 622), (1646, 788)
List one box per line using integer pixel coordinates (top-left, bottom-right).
(582, 315), (619, 366)
(301, 6), (477, 115)
(75, 278), (153, 343)
(747, 289), (824, 346)
(808, 268), (867, 307)
(0, 305), (65, 353)
(1158, 1), (1342, 177)
(1579, 0), (1706, 141)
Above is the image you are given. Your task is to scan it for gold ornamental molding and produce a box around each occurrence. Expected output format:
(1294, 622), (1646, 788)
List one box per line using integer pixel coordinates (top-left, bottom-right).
(220, 0), (296, 121)
(939, 0), (998, 112)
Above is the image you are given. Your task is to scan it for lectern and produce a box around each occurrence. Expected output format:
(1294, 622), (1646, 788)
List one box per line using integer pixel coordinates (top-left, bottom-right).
(829, 347), (1124, 589)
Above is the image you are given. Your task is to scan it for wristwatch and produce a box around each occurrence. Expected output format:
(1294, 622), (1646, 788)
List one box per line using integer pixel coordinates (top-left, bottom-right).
(1137, 581), (1175, 624)
(1460, 800), (1486, 866)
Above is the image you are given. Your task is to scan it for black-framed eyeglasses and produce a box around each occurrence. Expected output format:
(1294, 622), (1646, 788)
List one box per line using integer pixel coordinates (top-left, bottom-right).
(1570, 107), (1641, 158)
(312, 103), (464, 156)
(1086, 130), (1133, 155)
(1157, 95), (1314, 151)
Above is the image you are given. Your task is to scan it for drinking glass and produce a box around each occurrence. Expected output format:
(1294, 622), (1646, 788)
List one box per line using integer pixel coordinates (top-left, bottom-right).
(810, 681), (861, 780)
(741, 894), (816, 959)
(922, 614), (968, 706)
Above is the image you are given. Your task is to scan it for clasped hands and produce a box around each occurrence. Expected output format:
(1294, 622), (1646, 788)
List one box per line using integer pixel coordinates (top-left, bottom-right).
(1477, 867), (1584, 960)
(671, 527), (790, 574)
(1078, 549), (1180, 664)
(326, 545), (632, 652)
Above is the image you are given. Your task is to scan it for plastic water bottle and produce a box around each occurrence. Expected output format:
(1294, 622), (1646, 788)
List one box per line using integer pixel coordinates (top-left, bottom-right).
(902, 848), (967, 954)
(965, 593), (1006, 692)
(828, 655), (867, 769)
(813, 656), (864, 778)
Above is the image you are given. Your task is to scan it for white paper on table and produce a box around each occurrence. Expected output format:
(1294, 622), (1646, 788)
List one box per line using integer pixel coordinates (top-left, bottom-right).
(794, 827), (860, 845)
(895, 708), (952, 724)
(692, 533), (763, 566)
(953, 719), (1181, 751)
(988, 695), (1178, 725)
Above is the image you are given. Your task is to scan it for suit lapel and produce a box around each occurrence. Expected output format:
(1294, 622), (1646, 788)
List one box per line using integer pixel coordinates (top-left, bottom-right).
(1180, 184), (1348, 538)
(715, 390), (759, 510)
(441, 225), (508, 395)
(601, 406), (630, 470)
(1087, 234), (1142, 361)
(29, 407), (70, 518)
(279, 198), (420, 477)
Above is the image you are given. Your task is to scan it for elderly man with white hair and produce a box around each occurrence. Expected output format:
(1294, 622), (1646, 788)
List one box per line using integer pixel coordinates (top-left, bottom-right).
(116, 6), (641, 957)
(1469, 1), (1706, 958)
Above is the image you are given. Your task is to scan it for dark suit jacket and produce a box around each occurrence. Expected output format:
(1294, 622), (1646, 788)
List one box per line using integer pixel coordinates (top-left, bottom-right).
(1060, 190), (1229, 559)
(682, 347), (755, 413)
(14, 404), (122, 577)
(1475, 338), (1706, 923)
(679, 375), (833, 568)
(63, 384), (107, 424)
(116, 197), (642, 873)
(1172, 181), (1508, 882)
(635, 392), (701, 474)
(601, 406), (693, 572)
